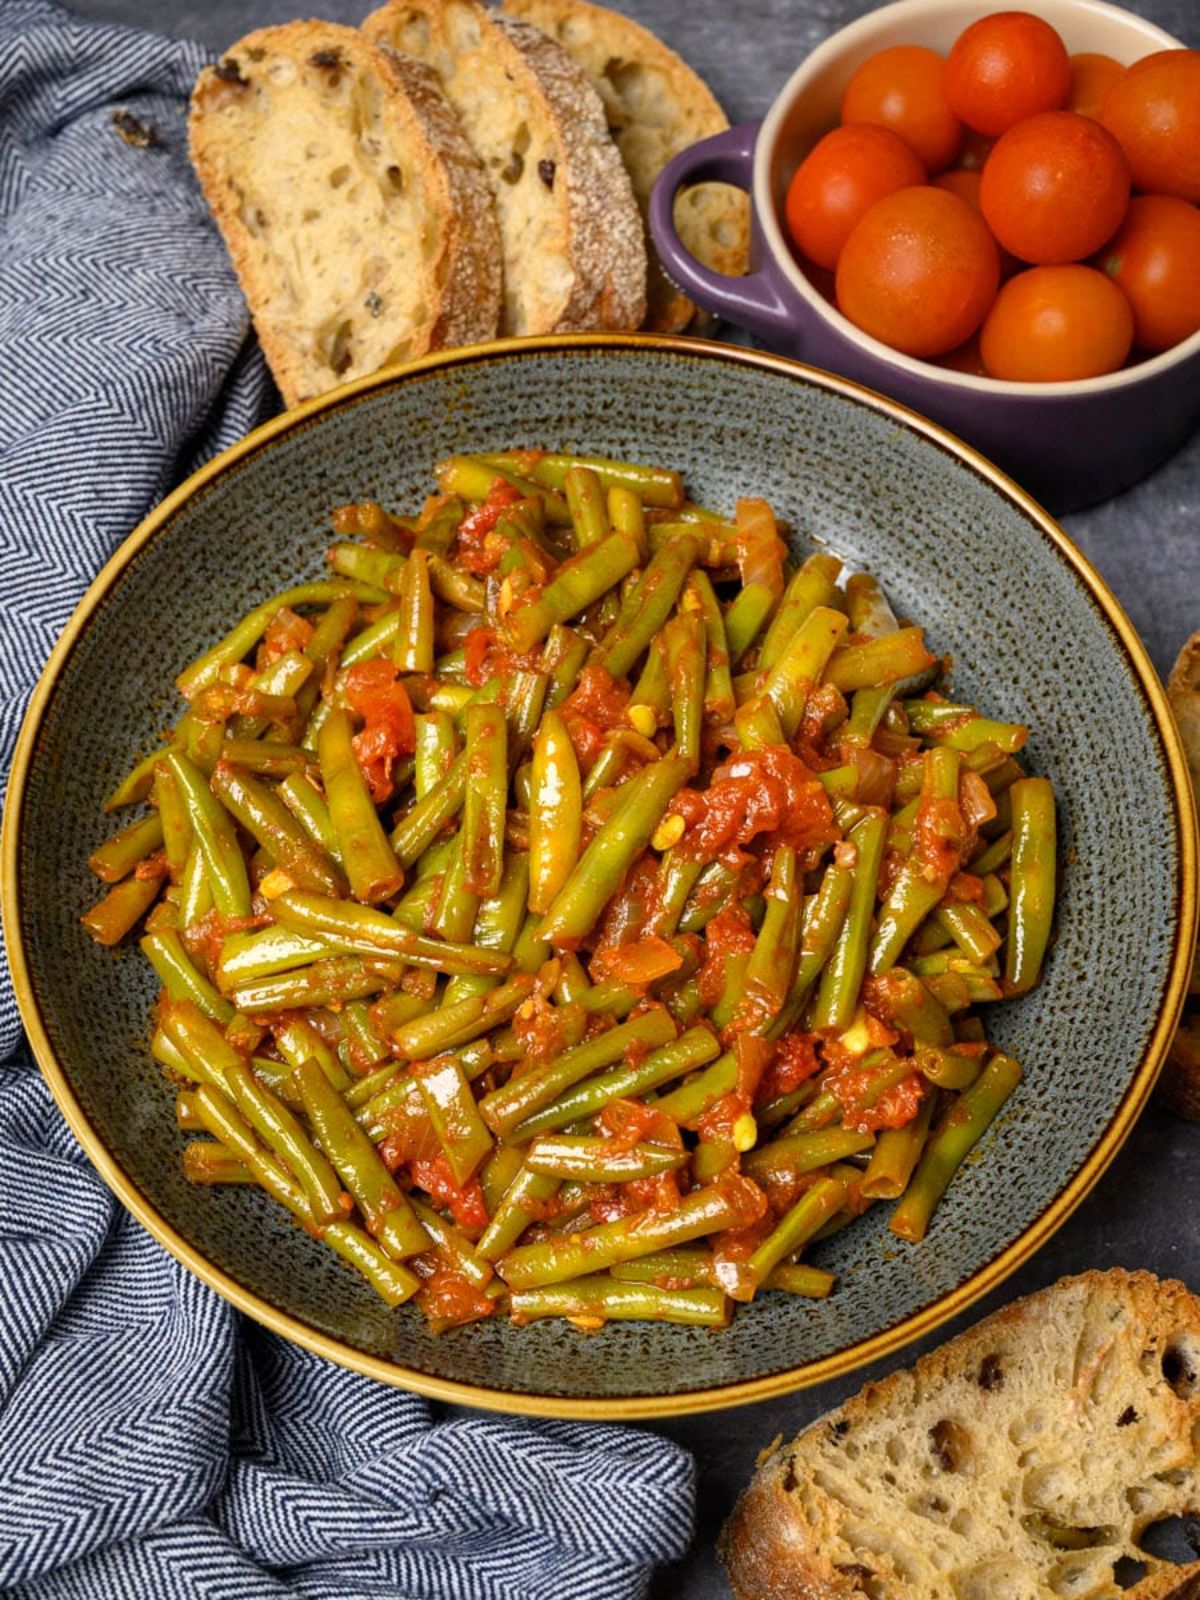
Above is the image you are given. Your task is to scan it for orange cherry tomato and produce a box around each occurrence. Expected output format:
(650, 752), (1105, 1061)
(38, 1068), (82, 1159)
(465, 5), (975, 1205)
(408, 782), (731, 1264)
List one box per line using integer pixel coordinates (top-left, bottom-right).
(840, 45), (963, 172)
(1068, 52), (1125, 119)
(785, 124), (926, 270)
(980, 264), (1133, 380)
(1101, 49), (1200, 204)
(836, 185), (1000, 358)
(980, 110), (1129, 264)
(944, 11), (1071, 137)
(1099, 194), (1200, 351)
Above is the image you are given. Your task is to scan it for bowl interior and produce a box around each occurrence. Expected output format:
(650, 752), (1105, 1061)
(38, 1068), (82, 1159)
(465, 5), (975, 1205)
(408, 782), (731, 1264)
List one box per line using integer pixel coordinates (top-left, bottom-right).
(760, 0), (1188, 386)
(12, 340), (1186, 1411)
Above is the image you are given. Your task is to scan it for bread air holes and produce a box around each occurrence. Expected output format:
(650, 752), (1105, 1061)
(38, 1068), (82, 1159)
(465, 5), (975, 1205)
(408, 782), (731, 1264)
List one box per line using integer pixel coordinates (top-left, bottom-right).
(1162, 1338), (1200, 1398)
(1137, 1513), (1200, 1565)
(1048, 1551), (1125, 1597)
(834, 1564), (886, 1599)
(329, 165), (352, 190)
(1021, 1513), (1119, 1550)
(602, 58), (650, 120)
(929, 1419), (972, 1473)
(1111, 1556), (1147, 1589)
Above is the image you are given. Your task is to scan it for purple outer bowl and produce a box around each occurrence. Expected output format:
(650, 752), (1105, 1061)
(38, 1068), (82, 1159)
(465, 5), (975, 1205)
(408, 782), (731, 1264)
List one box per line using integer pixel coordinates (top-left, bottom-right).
(649, 119), (1200, 514)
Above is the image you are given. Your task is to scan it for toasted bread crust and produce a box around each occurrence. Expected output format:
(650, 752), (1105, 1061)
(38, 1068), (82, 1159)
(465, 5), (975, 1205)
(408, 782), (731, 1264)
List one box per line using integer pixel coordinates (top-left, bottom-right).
(503, 0), (748, 331)
(364, 0), (646, 335)
(722, 1271), (1200, 1600)
(189, 21), (500, 405)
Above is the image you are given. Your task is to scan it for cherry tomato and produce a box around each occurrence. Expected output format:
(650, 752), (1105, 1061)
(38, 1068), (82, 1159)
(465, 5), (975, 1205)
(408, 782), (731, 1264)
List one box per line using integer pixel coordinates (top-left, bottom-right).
(944, 11), (1071, 137)
(1068, 52), (1125, 119)
(980, 264), (1133, 380)
(785, 124), (926, 270)
(841, 45), (963, 172)
(980, 110), (1129, 264)
(1101, 49), (1200, 204)
(1099, 194), (1200, 351)
(836, 186), (1000, 358)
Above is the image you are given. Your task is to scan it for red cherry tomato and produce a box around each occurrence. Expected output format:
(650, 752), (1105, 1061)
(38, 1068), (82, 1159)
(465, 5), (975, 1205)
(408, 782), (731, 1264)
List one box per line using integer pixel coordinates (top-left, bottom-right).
(785, 124), (926, 270)
(1099, 194), (1200, 351)
(944, 11), (1071, 137)
(980, 110), (1129, 264)
(980, 264), (1133, 380)
(840, 45), (963, 172)
(1068, 52), (1125, 119)
(836, 186), (1000, 358)
(1101, 49), (1200, 204)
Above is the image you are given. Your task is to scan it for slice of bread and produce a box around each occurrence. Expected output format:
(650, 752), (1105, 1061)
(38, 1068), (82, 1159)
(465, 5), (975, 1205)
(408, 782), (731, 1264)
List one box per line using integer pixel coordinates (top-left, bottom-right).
(362, 0), (646, 336)
(722, 1271), (1200, 1600)
(1163, 632), (1200, 1122)
(189, 22), (501, 406)
(502, 0), (749, 333)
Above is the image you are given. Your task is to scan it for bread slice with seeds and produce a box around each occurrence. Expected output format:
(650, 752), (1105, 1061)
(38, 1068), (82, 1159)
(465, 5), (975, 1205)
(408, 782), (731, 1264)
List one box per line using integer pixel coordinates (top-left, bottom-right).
(503, 0), (748, 332)
(189, 21), (501, 406)
(722, 1271), (1200, 1600)
(363, 0), (646, 336)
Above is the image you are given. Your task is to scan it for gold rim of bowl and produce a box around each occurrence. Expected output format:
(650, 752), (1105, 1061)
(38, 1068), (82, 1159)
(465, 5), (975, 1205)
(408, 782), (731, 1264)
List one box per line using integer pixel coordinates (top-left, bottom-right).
(4, 332), (1196, 1419)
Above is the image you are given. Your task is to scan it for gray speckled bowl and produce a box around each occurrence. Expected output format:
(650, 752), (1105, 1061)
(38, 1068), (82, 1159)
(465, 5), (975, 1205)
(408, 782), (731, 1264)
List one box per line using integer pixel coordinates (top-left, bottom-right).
(5, 335), (1195, 1419)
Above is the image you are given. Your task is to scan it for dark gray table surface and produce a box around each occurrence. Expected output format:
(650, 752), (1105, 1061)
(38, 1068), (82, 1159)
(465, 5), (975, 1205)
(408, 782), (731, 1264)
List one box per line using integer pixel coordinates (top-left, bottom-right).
(63, 0), (1200, 1592)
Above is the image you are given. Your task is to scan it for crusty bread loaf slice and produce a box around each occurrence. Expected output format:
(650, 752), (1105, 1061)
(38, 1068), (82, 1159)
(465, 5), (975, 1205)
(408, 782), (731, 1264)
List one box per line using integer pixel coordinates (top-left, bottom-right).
(1163, 632), (1200, 1122)
(362, 0), (646, 336)
(189, 22), (501, 406)
(722, 1271), (1200, 1600)
(503, 0), (749, 333)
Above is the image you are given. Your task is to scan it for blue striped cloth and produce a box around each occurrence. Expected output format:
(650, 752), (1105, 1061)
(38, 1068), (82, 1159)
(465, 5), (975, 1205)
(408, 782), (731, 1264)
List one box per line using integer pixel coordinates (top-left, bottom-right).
(0, 5), (695, 1594)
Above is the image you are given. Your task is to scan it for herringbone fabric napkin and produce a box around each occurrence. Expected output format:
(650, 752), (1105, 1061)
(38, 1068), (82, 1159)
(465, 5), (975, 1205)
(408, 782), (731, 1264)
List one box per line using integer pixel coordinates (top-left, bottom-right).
(0, 4), (695, 1595)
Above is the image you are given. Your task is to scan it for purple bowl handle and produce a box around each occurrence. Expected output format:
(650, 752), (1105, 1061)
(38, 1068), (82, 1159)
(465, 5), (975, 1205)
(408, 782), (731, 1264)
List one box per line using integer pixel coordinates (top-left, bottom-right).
(649, 121), (795, 342)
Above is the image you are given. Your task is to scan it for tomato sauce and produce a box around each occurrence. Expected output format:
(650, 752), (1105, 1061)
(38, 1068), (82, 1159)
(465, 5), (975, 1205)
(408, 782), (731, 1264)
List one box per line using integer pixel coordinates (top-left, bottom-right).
(342, 660), (415, 804)
(756, 1031), (821, 1104)
(416, 1263), (495, 1328)
(259, 605), (315, 664)
(561, 665), (632, 770)
(913, 792), (967, 882)
(669, 745), (839, 866)
(697, 903), (757, 1009)
(454, 479), (523, 575)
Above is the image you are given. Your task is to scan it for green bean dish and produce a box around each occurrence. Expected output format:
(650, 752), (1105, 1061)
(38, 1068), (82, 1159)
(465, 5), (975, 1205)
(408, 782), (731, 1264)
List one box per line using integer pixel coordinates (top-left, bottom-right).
(83, 449), (1055, 1332)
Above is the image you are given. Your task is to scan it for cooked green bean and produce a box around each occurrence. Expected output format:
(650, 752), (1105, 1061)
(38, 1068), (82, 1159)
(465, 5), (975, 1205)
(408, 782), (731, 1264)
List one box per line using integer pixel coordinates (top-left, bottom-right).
(811, 808), (888, 1031)
(480, 1009), (677, 1136)
(538, 754), (690, 944)
(88, 812), (165, 883)
(317, 710), (403, 903)
(1005, 777), (1056, 995)
(294, 1057), (427, 1260)
(510, 1279), (728, 1327)
(142, 930), (235, 1023)
(498, 1175), (765, 1290)
(891, 1053), (1023, 1242)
